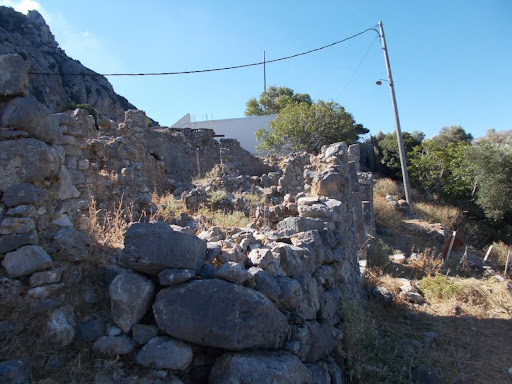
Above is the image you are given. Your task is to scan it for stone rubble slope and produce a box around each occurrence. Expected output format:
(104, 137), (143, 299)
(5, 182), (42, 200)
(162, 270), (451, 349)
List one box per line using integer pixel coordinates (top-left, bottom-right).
(0, 52), (375, 384)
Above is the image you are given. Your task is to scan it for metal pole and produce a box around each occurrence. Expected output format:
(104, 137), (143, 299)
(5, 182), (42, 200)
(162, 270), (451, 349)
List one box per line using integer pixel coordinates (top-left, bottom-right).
(378, 21), (412, 206)
(263, 50), (267, 92)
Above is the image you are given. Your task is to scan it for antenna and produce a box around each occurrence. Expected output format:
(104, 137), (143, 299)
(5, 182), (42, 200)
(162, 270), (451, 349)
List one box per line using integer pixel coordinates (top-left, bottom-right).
(263, 50), (267, 92)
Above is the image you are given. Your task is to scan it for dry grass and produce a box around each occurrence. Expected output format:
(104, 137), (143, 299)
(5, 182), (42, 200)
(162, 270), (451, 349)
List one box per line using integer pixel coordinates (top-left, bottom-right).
(87, 196), (131, 249)
(373, 194), (403, 230)
(197, 208), (251, 229)
(490, 241), (512, 276)
(192, 164), (222, 186)
(413, 201), (462, 231)
(374, 178), (402, 198)
(151, 190), (186, 222)
(364, 271), (512, 383)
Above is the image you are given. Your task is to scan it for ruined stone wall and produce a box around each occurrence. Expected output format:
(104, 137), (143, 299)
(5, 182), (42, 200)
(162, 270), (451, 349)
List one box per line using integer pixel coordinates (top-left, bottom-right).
(0, 54), (374, 383)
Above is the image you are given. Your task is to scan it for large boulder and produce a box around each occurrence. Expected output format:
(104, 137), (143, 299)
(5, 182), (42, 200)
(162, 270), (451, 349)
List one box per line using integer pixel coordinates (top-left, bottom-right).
(119, 222), (206, 275)
(50, 228), (92, 261)
(109, 273), (155, 333)
(136, 336), (193, 370)
(42, 305), (76, 347)
(2, 245), (52, 277)
(1, 96), (64, 143)
(1, 183), (47, 207)
(153, 279), (289, 350)
(209, 351), (312, 384)
(0, 138), (60, 191)
(0, 54), (28, 98)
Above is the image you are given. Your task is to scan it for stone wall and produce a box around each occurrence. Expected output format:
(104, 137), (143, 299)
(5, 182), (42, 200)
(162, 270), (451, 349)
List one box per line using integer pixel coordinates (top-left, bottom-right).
(0, 54), (374, 383)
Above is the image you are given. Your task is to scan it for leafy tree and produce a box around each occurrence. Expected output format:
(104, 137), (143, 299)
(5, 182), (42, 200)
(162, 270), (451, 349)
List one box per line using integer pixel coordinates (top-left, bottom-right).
(469, 137), (512, 223)
(375, 131), (422, 179)
(245, 86), (312, 116)
(409, 140), (473, 200)
(432, 125), (473, 146)
(255, 100), (368, 154)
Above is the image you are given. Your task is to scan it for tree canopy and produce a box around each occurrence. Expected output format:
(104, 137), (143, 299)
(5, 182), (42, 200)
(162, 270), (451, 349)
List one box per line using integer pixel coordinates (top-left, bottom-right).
(375, 131), (423, 179)
(431, 125), (473, 147)
(245, 86), (312, 116)
(255, 100), (368, 154)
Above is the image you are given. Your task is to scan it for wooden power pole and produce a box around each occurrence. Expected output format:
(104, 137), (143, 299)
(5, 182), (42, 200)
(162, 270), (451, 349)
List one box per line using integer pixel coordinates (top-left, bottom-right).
(378, 21), (412, 206)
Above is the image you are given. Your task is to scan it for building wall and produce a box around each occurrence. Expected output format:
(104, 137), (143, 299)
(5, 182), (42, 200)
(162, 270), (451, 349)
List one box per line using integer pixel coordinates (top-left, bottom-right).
(172, 113), (277, 154)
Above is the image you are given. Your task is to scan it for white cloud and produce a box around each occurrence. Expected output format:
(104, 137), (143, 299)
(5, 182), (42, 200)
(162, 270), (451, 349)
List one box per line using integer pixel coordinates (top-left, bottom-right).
(0, 0), (41, 14)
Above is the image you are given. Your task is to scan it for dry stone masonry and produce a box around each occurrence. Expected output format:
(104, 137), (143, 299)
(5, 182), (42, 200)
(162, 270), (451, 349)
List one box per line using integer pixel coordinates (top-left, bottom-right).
(0, 50), (374, 383)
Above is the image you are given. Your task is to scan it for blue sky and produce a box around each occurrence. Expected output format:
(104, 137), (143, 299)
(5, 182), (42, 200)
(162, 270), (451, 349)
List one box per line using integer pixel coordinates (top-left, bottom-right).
(2, 0), (511, 139)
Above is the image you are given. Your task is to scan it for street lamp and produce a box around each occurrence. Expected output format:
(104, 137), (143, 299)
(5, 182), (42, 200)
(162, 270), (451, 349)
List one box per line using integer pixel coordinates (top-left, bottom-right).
(376, 21), (412, 206)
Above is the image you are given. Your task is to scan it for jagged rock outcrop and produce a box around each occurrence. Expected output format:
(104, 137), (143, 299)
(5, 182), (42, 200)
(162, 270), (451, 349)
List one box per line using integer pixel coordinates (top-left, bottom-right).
(0, 6), (135, 120)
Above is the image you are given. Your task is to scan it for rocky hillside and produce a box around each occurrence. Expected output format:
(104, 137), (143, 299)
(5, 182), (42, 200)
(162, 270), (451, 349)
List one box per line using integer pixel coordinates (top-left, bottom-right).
(0, 6), (136, 121)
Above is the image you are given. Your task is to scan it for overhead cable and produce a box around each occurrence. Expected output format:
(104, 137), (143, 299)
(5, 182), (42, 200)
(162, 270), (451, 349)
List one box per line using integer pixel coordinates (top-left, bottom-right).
(28, 26), (380, 77)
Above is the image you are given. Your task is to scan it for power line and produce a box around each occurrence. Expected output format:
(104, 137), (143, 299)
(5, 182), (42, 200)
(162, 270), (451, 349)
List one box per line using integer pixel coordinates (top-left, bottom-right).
(28, 26), (379, 77)
(335, 35), (380, 101)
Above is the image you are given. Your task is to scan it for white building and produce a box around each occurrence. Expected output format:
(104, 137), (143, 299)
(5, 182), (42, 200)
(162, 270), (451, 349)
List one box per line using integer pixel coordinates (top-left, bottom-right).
(171, 113), (277, 154)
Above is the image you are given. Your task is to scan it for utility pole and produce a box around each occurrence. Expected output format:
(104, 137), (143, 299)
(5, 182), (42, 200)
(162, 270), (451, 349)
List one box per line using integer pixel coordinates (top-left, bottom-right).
(263, 50), (267, 92)
(378, 21), (412, 206)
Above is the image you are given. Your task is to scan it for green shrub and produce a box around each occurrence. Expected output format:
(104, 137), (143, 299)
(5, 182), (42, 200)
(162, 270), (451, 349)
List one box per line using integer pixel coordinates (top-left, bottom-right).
(419, 275), (462, 299)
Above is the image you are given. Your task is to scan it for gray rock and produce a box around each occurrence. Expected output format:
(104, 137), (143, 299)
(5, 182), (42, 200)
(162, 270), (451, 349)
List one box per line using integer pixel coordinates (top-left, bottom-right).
(132, 324), (159, 345)
(275, 276), (303, 313)
(305, 321), (336, 362)
(324, 142), (347, 160)
(29, 298), (62, 315)
(0, 138), (60, 191)
(206, 242), (222, 260)
(318, 288), (341, 324)
(371, 286), (394, 302)
(2, 96), (63, 143)
(77, 317), (106, 342)
(29, 267), (63, 287)
(136, 336), (193, 370)
(273, 243), (304, 277)
(154, 279), (289, 350)
(411, 364), (441, 384)
(305, 362), (331, 384)
(26, 283), (64, 299)
(93, 335), (136, 356)
(0, 359), (29, 384)
(107, 326), (122, 337)
(199, 262), (217, 279)
(298, 202), (333, 221)
(0, 232), (38, 254)
(248, 267), (281, 302)
(311, 171), (343, 199)
(324, 356), (343, 384)
(2, 245), (52, 277)
(56, 166), (80, 200)
(277, 216), (323, 234)
(158, 268), (195, 286)
(313, 265), (335, 289)
(43, 305), (76, 347)
(0, 217), (35, 235)
(0, 54), (28, 97)
(110, 273), (155, 333)
(6, 205), (37, 218)
(2, 183), (47, 207)
(296, 273), (320, 320)
(291, 230), (325, 270)
(120, 221), (206, 275)
(247, 248), (273, 269)
(210, 351), (312, 384)
(215, 261), (252, 284)
(50, 228), (92, 261)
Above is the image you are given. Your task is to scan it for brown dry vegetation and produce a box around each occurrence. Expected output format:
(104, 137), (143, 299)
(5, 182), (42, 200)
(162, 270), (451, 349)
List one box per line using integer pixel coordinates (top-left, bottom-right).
(358, 178), (512, 383)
